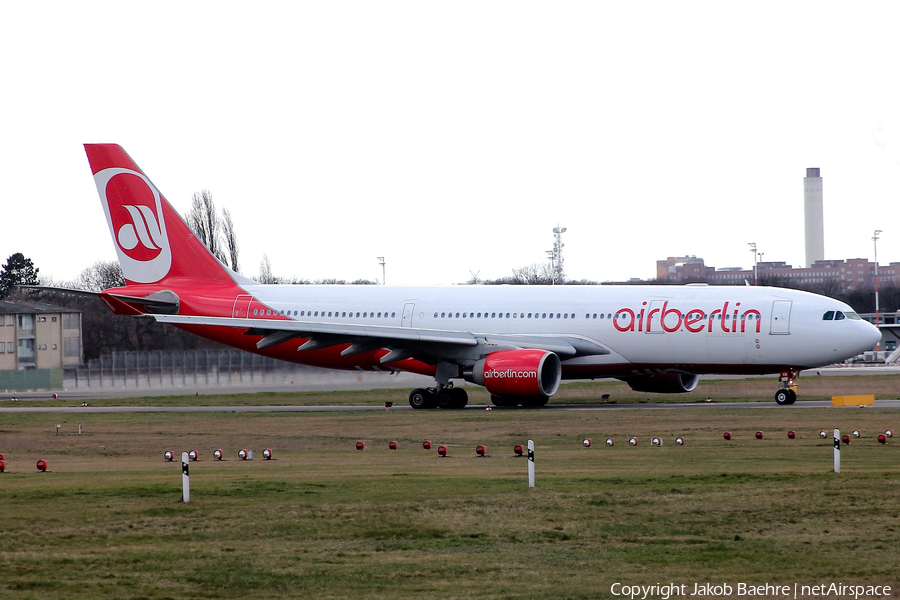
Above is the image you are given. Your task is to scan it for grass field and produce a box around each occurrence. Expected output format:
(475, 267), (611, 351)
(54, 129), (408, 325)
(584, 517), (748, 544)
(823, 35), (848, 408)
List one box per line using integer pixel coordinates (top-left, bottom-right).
(1, 382), (899, 599)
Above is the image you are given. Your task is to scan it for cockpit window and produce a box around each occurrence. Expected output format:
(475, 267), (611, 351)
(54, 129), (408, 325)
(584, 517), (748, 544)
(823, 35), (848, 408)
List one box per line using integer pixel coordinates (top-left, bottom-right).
(823, 311), (834, 321)
(845, 311), (861, 320)
(834, 311), (845, 320)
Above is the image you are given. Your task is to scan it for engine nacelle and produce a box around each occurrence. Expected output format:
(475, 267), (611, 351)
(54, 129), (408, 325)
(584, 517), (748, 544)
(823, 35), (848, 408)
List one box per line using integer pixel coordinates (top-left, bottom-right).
(466, 349), (561, 398)
(622, 373), (700, 394)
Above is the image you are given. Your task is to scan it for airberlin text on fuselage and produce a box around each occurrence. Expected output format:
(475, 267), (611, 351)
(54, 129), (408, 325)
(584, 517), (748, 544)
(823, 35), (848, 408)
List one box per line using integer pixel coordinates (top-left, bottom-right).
(614, 301), (762, 334)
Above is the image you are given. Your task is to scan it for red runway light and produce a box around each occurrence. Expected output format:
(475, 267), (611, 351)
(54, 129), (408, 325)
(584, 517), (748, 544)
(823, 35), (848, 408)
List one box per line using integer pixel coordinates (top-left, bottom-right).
(389, 441), (398, 450)
(263, 448), (273, 459)
(878, 434), (887, 444)
(422, 440), (432, 450)
(723, 431), (732, 440)
(755, 431), (764, 439)
(514, 444), (524, 456)
(438, 445), (448, 457)
(476, 445), (486, 457)
(356, 441), (365, 451)
(787, 430), (796, 439)
(36, 459), (48, 472)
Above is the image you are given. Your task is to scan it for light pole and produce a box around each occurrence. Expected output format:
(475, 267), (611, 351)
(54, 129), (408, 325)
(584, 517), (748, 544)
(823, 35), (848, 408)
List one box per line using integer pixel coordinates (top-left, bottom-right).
(873, 230), (882, 351)
(757, 252), (764, 284)
(748, 242), (757, 285)
(377, 256), (385, 285)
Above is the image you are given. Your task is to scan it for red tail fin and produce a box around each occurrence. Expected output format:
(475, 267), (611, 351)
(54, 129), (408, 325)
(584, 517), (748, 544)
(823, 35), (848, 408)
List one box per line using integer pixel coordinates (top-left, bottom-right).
(84, 144), (235, 286)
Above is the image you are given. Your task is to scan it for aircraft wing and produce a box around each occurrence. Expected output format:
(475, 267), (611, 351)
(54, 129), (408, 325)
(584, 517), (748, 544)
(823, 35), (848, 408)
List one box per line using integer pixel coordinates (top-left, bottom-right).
(148, 314), (609, 364)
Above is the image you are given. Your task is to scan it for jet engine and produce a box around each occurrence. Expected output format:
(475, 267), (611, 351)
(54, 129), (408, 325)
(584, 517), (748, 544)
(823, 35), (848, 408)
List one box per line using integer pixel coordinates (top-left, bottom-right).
(465, 349), (561, 398)
(621, 373), (700, 394)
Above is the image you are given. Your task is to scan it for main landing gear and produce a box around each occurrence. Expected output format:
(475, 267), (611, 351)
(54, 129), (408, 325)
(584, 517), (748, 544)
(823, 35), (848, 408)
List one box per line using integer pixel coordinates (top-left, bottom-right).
(409, 386), (468, 409)
(775, 369), (798, 405)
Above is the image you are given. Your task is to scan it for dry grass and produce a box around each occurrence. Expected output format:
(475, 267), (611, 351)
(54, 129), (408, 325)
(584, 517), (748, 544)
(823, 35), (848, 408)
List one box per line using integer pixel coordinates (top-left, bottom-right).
(1, 400), (899, 598)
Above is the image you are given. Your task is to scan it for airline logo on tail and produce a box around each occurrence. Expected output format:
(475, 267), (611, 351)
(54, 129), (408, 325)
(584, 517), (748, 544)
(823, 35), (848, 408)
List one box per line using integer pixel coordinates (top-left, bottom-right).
(94, 167), (172, 283)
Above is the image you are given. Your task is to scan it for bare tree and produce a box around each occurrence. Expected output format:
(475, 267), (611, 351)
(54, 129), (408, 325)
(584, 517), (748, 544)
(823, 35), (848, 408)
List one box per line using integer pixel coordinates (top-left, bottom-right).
(222, 208), (240, 273)
(78, 261), (125, 291)
(259, 254), (277, 284)
(511, 263), (555, 285)
(187, 190), (229, 266)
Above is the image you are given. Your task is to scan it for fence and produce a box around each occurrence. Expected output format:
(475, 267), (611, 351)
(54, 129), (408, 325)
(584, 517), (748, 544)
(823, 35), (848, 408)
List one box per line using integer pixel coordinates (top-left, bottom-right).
(64, 349), (325, 390)
(0, 368), (63, 391)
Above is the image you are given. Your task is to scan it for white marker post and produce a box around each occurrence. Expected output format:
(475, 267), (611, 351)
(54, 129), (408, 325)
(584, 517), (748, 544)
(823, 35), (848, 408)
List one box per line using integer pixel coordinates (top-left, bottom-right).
(182, 451), (190, 502)
(833, 429), (840, 474)
(527, 440), (535, 488)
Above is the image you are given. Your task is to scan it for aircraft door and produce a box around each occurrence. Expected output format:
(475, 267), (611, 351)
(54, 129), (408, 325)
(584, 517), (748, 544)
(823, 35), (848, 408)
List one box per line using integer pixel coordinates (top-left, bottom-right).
(645, 300), (666, 333)
(233, 295), (252, 318)
(401, 303), (415, 327)
(770, 300), (792, 335)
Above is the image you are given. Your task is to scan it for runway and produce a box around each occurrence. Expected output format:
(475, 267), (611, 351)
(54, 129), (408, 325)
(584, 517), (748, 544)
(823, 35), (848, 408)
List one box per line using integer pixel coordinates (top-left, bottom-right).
(2, 399), (899, 413)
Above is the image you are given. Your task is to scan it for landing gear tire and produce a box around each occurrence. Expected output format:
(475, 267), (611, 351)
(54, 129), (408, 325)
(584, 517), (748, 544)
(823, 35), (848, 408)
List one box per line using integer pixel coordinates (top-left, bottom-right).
(436, 388), (455, 409)
(409, 388), (436, 409)
(491, 394), (511, 407)
(775, 389), (797, 405)
(450, 387), (468, 409)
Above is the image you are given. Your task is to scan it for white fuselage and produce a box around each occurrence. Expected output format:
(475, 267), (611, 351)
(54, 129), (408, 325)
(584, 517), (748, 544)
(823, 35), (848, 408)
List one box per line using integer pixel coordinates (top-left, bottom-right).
(239, 282), (880, 377)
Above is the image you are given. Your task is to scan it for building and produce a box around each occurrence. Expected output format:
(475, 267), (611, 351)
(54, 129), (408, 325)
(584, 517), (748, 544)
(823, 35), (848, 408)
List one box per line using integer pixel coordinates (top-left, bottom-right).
(0, 301), (83, 370)
(804, 167), (824, 267)
(657, 256), (900, 291)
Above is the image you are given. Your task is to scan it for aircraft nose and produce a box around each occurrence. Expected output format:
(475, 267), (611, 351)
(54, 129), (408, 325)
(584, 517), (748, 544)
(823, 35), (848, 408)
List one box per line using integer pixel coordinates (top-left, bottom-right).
(865, 322), (883, 348)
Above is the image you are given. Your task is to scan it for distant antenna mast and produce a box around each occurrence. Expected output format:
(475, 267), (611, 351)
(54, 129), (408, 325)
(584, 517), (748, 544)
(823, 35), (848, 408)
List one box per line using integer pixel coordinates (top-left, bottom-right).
(550, 225), (566, 284)
(377, 256), (385, 285)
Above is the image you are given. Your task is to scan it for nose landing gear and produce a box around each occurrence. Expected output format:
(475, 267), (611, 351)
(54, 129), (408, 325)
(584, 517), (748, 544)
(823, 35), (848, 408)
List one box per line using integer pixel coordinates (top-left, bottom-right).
(775, 369), (798, 405)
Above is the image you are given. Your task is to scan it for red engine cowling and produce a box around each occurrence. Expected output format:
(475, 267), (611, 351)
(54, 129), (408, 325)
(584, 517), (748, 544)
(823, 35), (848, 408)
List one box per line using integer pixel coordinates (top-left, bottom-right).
(468, 349), (561, 398)
(621, 373), (700, 393)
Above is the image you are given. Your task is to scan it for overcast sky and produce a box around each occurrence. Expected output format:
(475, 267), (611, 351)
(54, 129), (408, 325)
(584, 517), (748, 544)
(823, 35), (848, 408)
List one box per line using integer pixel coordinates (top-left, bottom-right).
(3, 2), (899, 287)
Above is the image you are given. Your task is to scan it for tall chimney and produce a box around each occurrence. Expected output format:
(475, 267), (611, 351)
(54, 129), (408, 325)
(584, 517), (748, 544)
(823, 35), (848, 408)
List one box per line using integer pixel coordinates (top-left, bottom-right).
(804, 167), (824, 267)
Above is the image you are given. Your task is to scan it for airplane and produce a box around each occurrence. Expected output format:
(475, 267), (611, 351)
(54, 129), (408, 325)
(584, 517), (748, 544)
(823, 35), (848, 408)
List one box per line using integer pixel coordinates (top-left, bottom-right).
(54, 144), (886, 408)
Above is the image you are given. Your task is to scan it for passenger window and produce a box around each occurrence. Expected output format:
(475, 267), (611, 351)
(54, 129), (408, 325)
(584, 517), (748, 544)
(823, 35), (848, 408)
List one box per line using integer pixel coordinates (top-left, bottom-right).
(253, 309), (258, 316)
(835, 311), (845, 320)
(456, 313), (460, 318)
(505, 313), (510, 318)
(528, 313), (532, 318)
(491, 313), (496, 318)
(823, 311), (834, 320)
(564, 313), (568, 319)
(542, 313), (547, 319)
(391, 312), (396, 317)
(342, 312), (347, 317)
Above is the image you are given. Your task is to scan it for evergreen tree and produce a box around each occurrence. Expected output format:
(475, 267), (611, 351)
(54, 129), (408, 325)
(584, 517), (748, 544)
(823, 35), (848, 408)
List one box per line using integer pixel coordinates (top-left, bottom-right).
(0, 252), (39, 299)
